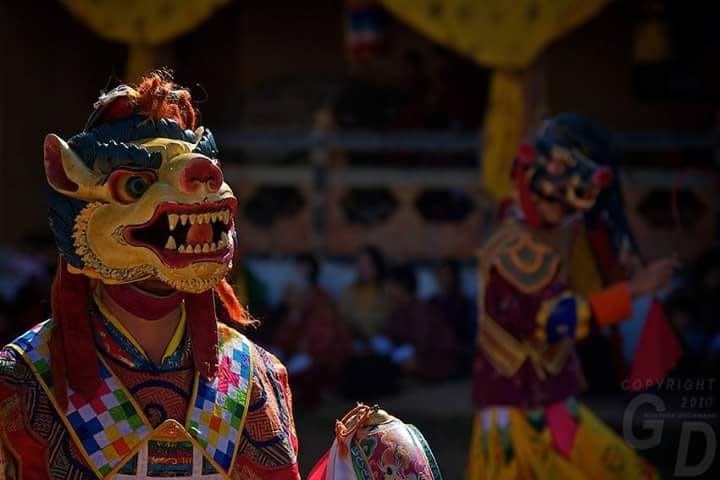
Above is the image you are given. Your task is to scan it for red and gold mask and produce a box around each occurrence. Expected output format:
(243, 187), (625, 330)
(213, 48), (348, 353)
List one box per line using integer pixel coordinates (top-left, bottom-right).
(43, 76), (237, 293)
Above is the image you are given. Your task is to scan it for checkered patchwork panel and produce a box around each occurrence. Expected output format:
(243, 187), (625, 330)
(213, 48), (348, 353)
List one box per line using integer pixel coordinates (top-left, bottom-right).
(65, 363), (150, 476)
(10, 320), (151, 477)
(11, 320), (54, 386)
(187, 332), (252, 472)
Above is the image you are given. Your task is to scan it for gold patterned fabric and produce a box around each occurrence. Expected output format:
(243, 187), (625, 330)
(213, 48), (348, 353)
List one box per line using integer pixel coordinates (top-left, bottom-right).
(379, 0), (608, 69)
(60, 0), (229, 45)
(380, 0), (608, 198)
(468, 404), (658, 480)
(60, 0), (229, 79)
(481, 71), (525, 199)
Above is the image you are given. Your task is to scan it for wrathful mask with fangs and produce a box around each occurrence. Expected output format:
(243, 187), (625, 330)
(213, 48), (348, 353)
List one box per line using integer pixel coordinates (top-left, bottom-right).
(43, 82), (239, 293)
(129, 207), (234, 257)
(516, 142), (613, 212)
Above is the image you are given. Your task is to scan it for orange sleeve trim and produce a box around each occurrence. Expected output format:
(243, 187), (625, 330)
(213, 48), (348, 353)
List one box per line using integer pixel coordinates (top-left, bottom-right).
(589, 281), (633, 327)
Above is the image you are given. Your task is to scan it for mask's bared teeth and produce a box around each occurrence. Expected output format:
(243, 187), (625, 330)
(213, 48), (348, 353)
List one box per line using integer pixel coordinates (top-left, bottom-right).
(168, 214), (179, 231)
(178, 245), (186, 253)
(202, 243), (211, 253)
(211, 242), (218, 251)
(218, 232), (229, 248)
(180, 214), (188, 226)
(223, 210), (230, 224)
(205, 213), (212, 223)
(165, 236), (177, 250)
(189, 214), (198, 225)
(210, 212), (218, 223)
(194, 244), (202, 254)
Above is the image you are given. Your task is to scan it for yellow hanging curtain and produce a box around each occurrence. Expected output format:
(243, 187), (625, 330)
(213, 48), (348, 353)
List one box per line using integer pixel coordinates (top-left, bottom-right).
(380, 0), (608, 199)
(60, 0), (229, 80)
(482, 70), (525, 200)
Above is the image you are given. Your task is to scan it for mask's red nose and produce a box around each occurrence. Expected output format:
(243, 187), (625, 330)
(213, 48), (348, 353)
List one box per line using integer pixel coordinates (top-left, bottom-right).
(591, 166), (613, 189)
(179, 157), (223, 193)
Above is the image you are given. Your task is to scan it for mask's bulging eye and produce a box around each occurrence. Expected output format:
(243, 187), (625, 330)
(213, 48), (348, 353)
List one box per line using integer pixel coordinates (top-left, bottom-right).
(126, 176), (150, 198)
(108, 169), (157, 204)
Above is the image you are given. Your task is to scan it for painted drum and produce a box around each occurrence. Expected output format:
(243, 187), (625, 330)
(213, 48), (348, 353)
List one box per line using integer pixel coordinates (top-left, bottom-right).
(309, 404), (443, 480)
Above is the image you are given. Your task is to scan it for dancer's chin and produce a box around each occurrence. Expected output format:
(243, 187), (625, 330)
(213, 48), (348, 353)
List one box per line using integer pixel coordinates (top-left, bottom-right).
(133, 279), (177, 296)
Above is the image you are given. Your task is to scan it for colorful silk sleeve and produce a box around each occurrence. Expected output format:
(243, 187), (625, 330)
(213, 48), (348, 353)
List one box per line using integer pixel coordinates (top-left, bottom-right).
(232, 345), (301, 480)
(0, 351), (39, 480)
(535, 293), (591, 344)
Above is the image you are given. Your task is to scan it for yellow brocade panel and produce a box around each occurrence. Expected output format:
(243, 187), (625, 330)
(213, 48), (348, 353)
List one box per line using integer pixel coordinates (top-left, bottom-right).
(60, 0), (229, 46)
(126, 45), (158, 85)
(379, 0), (608, 69)
(468, 406), (658, 480)
(61, 0), (229, 80)
(380, 0), (609, 199)
(481, 70), (524, 200)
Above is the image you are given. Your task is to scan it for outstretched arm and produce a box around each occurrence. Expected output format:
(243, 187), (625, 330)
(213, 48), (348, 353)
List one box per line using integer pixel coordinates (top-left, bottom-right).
(568, 225), (676, 328)
(588, 256), (677, 328)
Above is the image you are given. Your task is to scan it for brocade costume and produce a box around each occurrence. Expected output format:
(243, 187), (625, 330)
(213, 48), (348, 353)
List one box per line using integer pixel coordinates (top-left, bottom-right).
(0, 74), (300, 480)
(467, 117), (659, 480)
(0, 296), (299, 479)
(0, 73), (443, 480)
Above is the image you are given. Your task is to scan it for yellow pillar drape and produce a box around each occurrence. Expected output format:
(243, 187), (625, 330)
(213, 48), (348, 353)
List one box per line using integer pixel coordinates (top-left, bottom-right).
(60, 0), (229, 80)
(482, 70), (525, 201)
(126, 44), (156, 84)
(380, 0), (609, 199)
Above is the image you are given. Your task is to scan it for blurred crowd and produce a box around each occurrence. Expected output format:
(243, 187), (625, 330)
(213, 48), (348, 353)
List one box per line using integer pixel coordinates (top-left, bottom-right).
(0, 235), (56, 344)
(240, 246), (476, 407)
(1, 238), (719, 408)
(662, 247), (720, 381)
(233, 244), (720, 408)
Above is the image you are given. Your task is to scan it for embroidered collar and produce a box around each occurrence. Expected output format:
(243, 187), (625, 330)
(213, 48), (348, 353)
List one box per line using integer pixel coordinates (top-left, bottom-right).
(9, 319), (254, 478)
(91, 287), (191, 371)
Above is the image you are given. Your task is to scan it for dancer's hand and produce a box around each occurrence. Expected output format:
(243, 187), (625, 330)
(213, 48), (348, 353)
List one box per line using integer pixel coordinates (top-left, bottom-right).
(629, 255), (678, 297)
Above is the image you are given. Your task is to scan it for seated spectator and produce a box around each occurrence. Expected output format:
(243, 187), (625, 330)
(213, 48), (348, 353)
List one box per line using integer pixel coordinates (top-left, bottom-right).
(270, 254), (351, 406)
(383, 263), (457, 381)
(0, 242), (53, 344)
(428, 259), (475, 376)
(651, 246), (720, 384)
(339, 246), (400, 401)
(665, 290), (704, 360)
(231, 260), (269, 319)
(692, 247), (720, 340)
(339, 245), (389, 343)
(230, 260), (270, 344)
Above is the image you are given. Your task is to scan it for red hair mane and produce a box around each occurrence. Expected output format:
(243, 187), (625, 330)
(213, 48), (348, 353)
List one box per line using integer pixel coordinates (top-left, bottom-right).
(135, 72), (197, 130)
